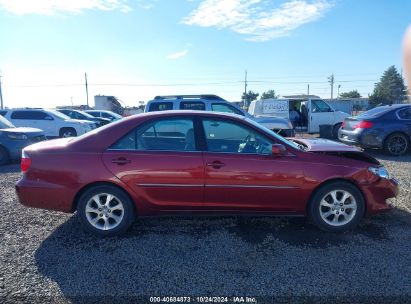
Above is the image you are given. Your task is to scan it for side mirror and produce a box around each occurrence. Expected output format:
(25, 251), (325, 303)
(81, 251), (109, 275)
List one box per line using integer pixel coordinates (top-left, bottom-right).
(271, 144), (287, 156)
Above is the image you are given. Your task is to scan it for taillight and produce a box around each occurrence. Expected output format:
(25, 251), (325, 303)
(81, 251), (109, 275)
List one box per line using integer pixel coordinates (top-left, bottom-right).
(21, 151), (31, 173)
(353, 121), (373, 129)
(341, 121), (346, 128)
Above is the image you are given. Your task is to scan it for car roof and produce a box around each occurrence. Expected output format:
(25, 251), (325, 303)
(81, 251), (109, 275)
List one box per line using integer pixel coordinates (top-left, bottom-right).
(147, 95), (230, 104)
(129, 109), (246, 120)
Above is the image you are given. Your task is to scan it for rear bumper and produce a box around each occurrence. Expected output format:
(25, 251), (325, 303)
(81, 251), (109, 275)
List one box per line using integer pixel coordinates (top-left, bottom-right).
(15, 177), (75, 213)
(338, 129), (384, 149)
(361, 178), (399, 215)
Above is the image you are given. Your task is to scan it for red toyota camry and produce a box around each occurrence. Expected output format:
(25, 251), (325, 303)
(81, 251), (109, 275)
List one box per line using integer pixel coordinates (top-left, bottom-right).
(15, 111), (398, 236)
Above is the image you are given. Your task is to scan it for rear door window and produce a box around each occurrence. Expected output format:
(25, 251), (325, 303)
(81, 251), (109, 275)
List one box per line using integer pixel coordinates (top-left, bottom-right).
(397, 108), (411, 120)
(148, 102), (174, 112)
(0, 110), (7, 117)
(111, 118), (196, 152)
(180, 101), (205, 111)
(11, 111), (51, 120)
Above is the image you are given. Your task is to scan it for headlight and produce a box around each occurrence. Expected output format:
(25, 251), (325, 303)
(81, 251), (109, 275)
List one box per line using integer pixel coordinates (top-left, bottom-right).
(7, 133), (28, 140)
(368, 166), (390, 179)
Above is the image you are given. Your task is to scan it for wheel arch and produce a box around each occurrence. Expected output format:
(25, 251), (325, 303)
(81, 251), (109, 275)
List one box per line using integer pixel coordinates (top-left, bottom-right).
(305, 178), (367, 216)
(383, 130), (410, 145)
(0, 144), (11, 163)
(71, 181), (136, 214)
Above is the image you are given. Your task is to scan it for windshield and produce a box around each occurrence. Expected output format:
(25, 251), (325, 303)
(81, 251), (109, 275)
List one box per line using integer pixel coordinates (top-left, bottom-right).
(245, 117), (301, 150)
(77, 111), (95, 118)
(0, 115), (15, 129)
(48, 109), (71, 120)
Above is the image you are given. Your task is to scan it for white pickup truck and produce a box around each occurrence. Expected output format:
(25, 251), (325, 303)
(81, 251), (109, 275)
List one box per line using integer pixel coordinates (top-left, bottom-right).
(249, 98), (349, 138)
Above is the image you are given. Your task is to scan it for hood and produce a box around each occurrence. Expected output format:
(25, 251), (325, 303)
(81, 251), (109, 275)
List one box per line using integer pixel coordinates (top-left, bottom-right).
(0, 127), (44, 134)
(289, 138), (361, 152)
(289, 138), (379, 165)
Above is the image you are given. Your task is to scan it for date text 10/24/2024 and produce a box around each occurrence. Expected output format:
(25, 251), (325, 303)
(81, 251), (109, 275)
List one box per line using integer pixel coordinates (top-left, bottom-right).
(149, 296), (257, 303)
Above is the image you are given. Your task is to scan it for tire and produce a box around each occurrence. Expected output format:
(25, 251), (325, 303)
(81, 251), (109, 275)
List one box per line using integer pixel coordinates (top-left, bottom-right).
(308, 181), (365, 232)
(383, 133), (409, 156)
(77, 185), (135, 236)
(0, 146), (10, 165)
(59, 128), (77, 138)
(332, 123), (342, 140)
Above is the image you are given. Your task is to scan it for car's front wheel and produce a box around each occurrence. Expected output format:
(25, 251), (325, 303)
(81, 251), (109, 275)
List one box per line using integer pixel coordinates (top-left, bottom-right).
(77, 185), (135, 236)
(309, 182), (365, 232)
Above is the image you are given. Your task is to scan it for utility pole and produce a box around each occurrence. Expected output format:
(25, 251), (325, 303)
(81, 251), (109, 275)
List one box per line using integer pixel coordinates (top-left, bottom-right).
(0, 74), (3, 110)
(337, 84), (341, 98)
(243, 70), (248, 108)
(307, 84), (310, 96)
(328, 74), (335, 99)
(85, 73), (89, 108)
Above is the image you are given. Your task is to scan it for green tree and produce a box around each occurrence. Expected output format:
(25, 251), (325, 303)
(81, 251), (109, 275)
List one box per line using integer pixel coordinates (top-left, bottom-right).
(339, 90), (361, 98)
(260, 89), (279, 99)
(241, 90), (259, 107)
(369, 66), (407, 106)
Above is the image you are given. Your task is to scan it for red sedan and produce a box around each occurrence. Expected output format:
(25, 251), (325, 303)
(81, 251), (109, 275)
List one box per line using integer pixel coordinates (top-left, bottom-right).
(15, 111), (398, 236)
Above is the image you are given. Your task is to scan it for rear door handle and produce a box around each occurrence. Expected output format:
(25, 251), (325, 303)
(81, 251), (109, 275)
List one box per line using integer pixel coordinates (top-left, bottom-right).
(112, 158), (131, 165)
(206, 161), (225, 169)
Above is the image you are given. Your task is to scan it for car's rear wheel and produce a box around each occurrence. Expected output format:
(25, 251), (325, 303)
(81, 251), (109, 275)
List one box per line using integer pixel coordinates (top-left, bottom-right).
(383, 133), (409, 156)
(309, 182), (365, 232)
(77, 185), (135, 236)
(59, 128), (77, 138)
(0, 146), (10, 165)
(332, 123), (342, 140)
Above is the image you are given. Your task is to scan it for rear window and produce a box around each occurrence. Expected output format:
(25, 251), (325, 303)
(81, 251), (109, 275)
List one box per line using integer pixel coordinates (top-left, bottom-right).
(179, 101), (205, 111)
(357, 107), (391, 118)
(148, 102), (173, 112)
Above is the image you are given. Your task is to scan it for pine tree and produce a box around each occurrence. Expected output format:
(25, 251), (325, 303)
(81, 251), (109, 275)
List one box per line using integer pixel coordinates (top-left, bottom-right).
(369, 66), (407, 106)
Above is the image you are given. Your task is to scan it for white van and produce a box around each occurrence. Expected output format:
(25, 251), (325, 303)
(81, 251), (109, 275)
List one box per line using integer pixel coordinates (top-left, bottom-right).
(249, 98), (349, 137)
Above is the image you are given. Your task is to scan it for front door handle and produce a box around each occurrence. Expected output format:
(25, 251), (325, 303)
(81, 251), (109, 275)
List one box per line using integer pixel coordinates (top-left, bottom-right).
(112, 157), (131, 165)
(206, 161), (225, 169)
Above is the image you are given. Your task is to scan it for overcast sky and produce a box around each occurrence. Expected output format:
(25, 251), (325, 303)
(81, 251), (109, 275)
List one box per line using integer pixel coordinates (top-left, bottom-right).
(0, 0), (410, 108)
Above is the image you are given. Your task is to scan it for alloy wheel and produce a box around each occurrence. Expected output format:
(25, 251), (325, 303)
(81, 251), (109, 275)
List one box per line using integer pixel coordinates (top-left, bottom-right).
(388, 135), (408, 155)
(319, 190), (357, 226)
(85, 193), (124, 231)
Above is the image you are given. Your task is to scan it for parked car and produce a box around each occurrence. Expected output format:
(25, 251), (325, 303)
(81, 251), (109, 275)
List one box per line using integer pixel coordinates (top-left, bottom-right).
(16, 110), (398, 236)
(85, 110), (123, 122)
(3, 109), (97, 138)
(339, 104), (411, 156)
(0, 115), (46, 165)
(145, 95), (295, 137)
(249, 97), (350, 137)
(57, 109), (111, 127)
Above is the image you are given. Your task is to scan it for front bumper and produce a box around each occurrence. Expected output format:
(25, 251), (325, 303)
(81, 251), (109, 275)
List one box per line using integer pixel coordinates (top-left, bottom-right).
(361, 178), (399, 215)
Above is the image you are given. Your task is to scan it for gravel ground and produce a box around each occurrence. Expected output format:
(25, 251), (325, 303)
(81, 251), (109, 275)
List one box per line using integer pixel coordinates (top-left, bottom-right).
(1, 152), (411, 303)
